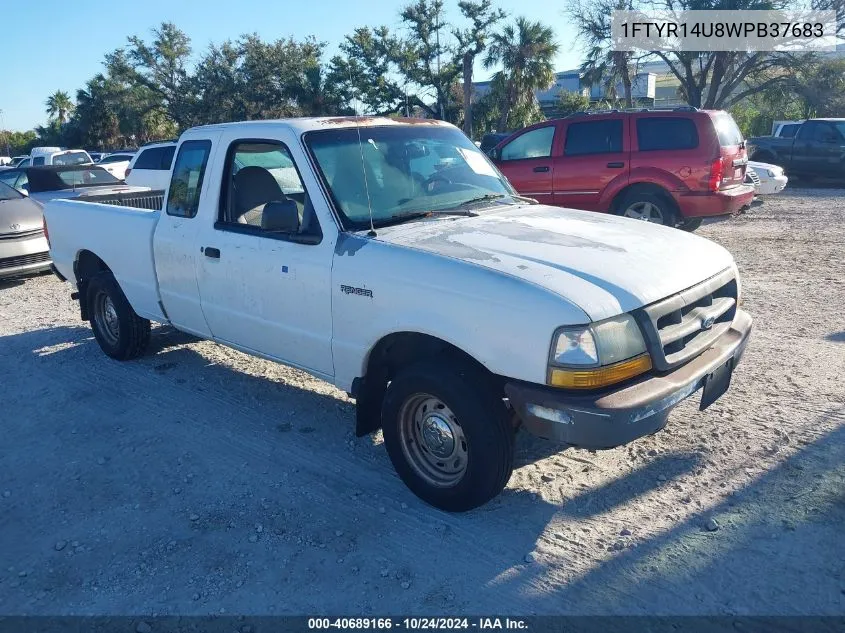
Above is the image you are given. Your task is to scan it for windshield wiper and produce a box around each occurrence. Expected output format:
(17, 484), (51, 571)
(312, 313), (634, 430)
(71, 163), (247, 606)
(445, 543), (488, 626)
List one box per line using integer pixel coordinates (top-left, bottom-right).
(451, 193), (538, 208)
(379, 209), (479, 226)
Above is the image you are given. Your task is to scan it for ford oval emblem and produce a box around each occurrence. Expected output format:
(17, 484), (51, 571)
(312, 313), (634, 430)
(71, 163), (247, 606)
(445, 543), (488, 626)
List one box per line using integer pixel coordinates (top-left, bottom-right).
(701, 316), (715, 330)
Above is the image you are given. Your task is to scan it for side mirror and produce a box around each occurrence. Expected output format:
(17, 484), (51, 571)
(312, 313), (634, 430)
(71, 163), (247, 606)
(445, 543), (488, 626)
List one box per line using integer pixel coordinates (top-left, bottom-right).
(262, 199), (300, 233)
(490, 147), (501, 161)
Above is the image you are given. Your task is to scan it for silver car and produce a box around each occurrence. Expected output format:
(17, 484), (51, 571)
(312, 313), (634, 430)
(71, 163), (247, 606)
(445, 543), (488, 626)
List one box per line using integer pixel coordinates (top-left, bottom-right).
(0, 182), (51, 280)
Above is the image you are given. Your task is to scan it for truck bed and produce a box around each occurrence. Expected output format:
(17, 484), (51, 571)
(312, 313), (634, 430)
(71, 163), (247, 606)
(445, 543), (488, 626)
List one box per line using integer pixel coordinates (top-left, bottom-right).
(45, 199), (166, 322)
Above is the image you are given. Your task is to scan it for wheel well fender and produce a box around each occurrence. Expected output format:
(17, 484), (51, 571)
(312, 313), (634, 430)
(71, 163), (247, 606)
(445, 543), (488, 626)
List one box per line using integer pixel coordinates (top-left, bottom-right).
(608, 181), (680, 216)
(73, 250), (112, 320)
(352, 332), (498, 437)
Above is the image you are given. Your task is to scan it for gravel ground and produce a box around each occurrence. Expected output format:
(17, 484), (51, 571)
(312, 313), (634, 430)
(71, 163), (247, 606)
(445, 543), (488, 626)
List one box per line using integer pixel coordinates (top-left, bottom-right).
(1, 188), (844, 616)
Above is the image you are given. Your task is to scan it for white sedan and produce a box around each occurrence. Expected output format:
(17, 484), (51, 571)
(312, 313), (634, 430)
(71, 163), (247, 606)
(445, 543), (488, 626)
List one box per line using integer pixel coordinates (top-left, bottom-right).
(96, 153), (135, 180)
(746, 161), (788, 195)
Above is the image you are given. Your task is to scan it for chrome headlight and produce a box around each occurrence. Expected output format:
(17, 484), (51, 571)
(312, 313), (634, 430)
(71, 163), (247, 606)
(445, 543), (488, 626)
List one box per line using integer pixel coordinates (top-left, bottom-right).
(548, 314), (651, 389)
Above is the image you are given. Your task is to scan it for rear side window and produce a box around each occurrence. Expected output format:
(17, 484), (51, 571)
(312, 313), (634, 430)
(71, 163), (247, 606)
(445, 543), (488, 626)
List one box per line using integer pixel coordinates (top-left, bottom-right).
(713, 113), (744, 146)
(780, 124), (799, 138)
(53, 151), (90, 166)
(166, 141), (211, 218)
(564, 120), (623, 156)
(134, 146), (176, 170)
(32, 156), (45, 166)
(637, 117), (699, 151)
(500, 126), (555, 160)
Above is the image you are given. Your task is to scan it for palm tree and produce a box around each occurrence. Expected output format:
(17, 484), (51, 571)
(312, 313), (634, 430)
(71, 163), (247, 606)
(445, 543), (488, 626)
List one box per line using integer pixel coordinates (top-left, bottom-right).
(569, 0), (635, 108)
(45, 90), (74, 125)
(483, 17), (558, 130)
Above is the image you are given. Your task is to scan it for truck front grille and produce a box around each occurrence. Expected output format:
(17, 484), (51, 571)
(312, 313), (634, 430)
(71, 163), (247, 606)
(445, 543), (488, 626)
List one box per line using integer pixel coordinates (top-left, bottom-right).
(636, 268), (738, 371)
(0, 251), (51, 270)
(747, 169), (761, 186)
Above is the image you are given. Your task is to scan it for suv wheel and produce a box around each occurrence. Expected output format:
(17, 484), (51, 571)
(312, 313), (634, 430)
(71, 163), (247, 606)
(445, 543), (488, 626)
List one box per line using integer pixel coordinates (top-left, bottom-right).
(618, 191), (677, 227)
(381, 359), (514, 512)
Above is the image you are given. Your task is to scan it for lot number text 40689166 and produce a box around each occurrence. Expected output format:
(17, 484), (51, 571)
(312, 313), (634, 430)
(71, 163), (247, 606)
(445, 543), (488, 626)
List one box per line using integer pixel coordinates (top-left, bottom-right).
(308, 618), (529, 630)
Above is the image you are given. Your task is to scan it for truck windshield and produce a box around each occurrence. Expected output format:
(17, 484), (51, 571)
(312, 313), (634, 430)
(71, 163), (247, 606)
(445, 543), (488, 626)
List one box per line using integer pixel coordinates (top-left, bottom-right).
(305, 125), (516, 229)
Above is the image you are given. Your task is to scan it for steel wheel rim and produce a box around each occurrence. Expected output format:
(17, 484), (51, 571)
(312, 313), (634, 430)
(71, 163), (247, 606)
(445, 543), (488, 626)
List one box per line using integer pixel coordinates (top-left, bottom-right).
(624, 201), (664, 223)
(398, 393), (468, 488)
(94, 292), (120, 345)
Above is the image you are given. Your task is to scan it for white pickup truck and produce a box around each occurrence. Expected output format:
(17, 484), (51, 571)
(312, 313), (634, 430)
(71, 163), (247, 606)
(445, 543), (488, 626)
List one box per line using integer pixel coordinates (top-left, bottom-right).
(44, 117), (752, 512)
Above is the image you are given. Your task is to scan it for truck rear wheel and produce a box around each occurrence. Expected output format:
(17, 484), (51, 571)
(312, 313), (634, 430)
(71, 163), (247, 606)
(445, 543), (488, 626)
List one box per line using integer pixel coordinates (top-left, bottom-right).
(381, 359), (514, 512)
(87, 273), (151, 360)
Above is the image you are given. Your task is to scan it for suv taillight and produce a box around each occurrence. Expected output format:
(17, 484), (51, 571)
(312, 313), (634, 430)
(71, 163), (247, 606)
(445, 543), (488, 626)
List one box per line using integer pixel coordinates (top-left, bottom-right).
(708, 157), (723, 192)
(43, 216), (50, 246)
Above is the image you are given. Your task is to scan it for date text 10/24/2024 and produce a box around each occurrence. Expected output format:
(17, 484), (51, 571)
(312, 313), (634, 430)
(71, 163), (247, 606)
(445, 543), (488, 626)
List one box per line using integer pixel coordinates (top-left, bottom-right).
(308, 618), (528, 630)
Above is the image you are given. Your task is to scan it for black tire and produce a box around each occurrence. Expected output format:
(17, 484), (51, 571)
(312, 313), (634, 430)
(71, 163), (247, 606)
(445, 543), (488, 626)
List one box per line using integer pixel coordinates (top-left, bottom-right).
(678, 217), (703, 232)
(381, 359), (514, 512)
(86, 272), (151, 360)
(616, 190), (678, 227)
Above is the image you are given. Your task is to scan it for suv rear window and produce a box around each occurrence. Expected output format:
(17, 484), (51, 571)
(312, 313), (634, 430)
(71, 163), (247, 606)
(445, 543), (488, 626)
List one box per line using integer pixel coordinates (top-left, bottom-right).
(713, 113), (744, 146)
(636, 117), (699, 151)
(134, 145), (176, 170)
(564, 120), (623, 156)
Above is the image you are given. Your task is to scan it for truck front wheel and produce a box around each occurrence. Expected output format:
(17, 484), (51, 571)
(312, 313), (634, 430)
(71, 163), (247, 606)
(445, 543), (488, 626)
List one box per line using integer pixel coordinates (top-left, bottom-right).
(381, 360), (514, 512)
(86, 273), (151, 360)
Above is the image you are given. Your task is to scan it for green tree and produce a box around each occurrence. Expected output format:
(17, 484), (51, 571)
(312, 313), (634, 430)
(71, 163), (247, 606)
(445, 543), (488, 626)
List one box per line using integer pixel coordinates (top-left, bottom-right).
(45, 90), (74, 125)
(483, 17), (558, 129)
(454, 0), (506, 136)
(395, 0), (460, 119)
(110, 22), (197, 128)
(567, 0), (635, 108)
(557, 89), (590, 115)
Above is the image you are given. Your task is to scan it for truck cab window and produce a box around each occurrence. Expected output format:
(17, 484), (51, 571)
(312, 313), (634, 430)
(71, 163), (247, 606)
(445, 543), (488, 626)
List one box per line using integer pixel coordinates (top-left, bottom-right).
(166, 140), (212, 218)
(218, 140), (320, 238)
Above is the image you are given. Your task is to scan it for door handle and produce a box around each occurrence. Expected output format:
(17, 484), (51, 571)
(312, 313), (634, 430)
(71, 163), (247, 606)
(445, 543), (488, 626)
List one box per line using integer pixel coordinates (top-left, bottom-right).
(203, 246), (220, 259)
(533, 165), (550, 173)
(606, 162), (625, 168)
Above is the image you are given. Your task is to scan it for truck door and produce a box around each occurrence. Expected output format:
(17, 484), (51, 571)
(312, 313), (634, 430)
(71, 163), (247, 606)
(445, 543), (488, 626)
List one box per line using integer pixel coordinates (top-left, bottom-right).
(193, 135), (334, 378)
(553, 115), (628, 210)
(790, 121), (818, 175)
(809, 121), (845, 177)
(153, 137), (219, 337)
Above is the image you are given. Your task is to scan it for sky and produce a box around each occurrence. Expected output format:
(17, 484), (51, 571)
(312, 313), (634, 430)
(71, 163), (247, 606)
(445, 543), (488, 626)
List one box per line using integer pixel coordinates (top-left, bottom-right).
(0, 0), (581, 132)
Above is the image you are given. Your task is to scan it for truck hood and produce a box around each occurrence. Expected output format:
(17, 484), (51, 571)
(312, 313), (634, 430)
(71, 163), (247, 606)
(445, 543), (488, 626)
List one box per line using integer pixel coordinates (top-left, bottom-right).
(371, 204), (735, 321)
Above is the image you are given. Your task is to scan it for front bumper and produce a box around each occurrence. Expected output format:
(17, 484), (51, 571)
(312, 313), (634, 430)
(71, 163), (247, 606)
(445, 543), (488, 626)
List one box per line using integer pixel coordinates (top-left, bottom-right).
(505, 310), (752, 450)
(759, 175), (788, 195)
(0, 234), (51, 280)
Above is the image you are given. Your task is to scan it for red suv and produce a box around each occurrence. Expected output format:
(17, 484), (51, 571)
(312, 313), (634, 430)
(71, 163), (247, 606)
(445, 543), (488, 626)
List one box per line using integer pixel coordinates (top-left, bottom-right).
(490, 108), (754, 231)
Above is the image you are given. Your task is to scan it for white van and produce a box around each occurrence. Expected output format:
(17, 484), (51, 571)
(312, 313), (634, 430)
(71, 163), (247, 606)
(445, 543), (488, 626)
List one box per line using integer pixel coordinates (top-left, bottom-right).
(30, 148), (93, 166)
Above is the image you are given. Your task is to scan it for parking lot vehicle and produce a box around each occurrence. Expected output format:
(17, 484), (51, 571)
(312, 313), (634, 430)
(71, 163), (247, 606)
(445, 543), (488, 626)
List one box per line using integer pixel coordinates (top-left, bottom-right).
(479, 132), (511, 155)
(745, 161), (788, 195)
(30, 148), (93, 167)
(0, 165), (150, 204)
(491, 108), (754, 231)
(7, 156), (30, 168)
(0, 182), (51, 279)
(96, 152), (135, 179)
(0, 157), (10, 166)
(748, 119), (845, 180)
(44, 117), (752, 512)
(771, 120), (804, 138)
(124, 140), (176, 190)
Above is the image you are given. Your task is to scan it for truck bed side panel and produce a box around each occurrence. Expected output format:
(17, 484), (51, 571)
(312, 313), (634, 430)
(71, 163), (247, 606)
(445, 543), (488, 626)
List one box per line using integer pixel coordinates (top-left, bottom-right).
(45, 199), (166, 322)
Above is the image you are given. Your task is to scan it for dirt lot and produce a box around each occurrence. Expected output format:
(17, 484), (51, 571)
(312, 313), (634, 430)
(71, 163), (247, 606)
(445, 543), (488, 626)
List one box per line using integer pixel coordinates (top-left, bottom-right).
(1, 188), (844, 617)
